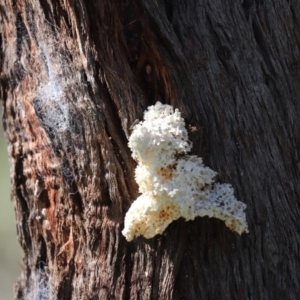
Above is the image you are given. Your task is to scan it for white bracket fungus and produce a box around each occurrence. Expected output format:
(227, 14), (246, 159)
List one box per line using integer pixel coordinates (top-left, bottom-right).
(122, 102), (248, 241)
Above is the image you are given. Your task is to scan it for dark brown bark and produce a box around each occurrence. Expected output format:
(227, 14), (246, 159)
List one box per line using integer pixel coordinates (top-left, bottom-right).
(1, 0), (300, 299)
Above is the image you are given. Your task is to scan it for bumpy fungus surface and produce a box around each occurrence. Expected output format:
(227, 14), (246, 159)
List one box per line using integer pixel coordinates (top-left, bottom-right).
(122, 102), (248, 241)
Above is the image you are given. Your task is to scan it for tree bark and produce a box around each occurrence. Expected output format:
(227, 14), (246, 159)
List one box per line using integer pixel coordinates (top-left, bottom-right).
(1, 0), (300, 299)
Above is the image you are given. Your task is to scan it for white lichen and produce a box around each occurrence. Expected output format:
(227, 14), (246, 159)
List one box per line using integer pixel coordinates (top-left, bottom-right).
(122, 102), (248, 241)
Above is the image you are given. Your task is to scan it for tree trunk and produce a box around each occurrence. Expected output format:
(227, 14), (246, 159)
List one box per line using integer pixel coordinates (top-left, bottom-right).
(1, 0), (299, 299)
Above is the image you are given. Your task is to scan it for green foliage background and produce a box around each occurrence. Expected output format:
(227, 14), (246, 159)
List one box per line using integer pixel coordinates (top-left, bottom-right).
(0, 121), (22, 300)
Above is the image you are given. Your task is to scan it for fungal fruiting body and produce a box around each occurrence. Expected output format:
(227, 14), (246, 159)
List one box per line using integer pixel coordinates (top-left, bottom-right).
(122, 102), (248, 241)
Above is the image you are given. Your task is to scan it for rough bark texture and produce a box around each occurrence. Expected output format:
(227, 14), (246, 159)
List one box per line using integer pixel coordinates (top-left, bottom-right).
(1, 0), (300, 299)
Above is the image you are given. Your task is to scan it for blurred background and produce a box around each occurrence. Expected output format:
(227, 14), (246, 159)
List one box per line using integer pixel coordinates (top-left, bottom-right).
(0, 115), (22, 300)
